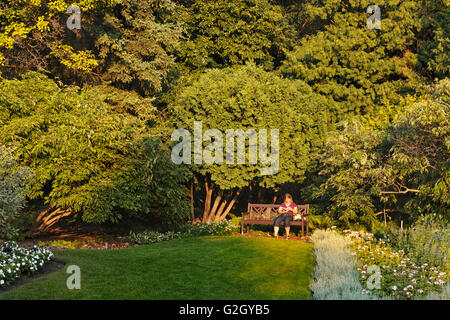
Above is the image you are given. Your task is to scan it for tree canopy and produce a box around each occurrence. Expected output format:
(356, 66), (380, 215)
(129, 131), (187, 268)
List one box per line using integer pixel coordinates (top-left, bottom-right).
(0, 72), (190, 226)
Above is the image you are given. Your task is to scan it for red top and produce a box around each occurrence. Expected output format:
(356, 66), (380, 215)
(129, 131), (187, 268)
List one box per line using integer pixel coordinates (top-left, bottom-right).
(280, 203), (296, 216)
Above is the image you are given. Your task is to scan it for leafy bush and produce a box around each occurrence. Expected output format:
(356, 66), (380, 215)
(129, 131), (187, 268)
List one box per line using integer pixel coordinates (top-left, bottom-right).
(38, 239), (135, 250)
(308, 214), (335, 231)
(0, 146), (32, 240)
(0, 241), (53, 287)
(0, 73), (191, 225)
(125, 220), (239, 245)
(38, 239), (97, 249)
(126, 230), (182, 245)
(375, 214), (449, 269)
(178, 220), (239, 237)
(309, 229), (380, 300)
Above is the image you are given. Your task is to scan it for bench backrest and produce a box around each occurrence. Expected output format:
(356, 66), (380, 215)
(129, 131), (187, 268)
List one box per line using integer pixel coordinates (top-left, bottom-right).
(247, 203), (309, 220)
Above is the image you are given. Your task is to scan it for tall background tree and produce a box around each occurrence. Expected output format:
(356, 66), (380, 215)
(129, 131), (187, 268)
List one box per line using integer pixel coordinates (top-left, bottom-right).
(170, 63), (329, 222)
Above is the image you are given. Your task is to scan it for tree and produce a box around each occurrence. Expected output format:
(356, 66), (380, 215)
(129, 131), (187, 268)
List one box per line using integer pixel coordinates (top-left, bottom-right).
(92, 0), (183, 96)
(0, 72), (190, 230)
(170, 63), (329, 222)
(316, 79), (449, 227)
(0, 0), (116, 81)
(280, 0), (432, 125)
(174, 0), (294, 72)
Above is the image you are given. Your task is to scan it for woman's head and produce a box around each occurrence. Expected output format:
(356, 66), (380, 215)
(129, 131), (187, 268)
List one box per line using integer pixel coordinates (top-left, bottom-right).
(283, 193), (293, 204)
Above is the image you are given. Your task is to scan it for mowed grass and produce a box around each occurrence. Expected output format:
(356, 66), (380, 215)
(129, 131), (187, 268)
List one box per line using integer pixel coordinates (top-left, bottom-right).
(0, 236), (314, 300)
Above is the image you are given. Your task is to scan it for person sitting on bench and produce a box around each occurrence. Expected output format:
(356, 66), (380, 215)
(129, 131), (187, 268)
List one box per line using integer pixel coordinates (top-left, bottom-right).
(273, 193), (298, 239)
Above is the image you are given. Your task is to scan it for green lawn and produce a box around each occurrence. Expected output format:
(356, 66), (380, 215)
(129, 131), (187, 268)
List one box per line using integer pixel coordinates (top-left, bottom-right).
(0, 236), (314, 300)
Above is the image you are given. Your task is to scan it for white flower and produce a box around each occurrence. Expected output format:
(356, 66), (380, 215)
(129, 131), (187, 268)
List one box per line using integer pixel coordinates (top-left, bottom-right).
(391, 286), (397, 291)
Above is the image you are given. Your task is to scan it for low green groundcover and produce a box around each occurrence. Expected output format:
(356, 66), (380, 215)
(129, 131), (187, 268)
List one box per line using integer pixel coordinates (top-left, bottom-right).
(0, 236), (314, 300)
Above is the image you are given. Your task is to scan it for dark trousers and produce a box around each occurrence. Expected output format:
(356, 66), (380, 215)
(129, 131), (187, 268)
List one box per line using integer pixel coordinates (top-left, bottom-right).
(273, 214), (293, 227)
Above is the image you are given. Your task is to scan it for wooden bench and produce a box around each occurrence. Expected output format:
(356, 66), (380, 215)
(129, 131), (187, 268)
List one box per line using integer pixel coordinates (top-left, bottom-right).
(241, 203), (310, 237)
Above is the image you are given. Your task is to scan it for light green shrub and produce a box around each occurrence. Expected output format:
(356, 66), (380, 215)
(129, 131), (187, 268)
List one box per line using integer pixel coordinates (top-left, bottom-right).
(0, 146), (32, 240)
(178, 220), (239, 237)
(126, 230), (181, 245)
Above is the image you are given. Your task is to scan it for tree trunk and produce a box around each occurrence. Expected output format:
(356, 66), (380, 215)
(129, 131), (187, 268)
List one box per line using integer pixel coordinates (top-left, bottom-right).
(201, 177), (243, 222)
(41, 209), (72, 231)
(35, 204), (56, 224)
(206, 190), (223, 222)
(216, 188), (242, 221)
(202, 178), (213, 222)
(35, 207), (72, 232)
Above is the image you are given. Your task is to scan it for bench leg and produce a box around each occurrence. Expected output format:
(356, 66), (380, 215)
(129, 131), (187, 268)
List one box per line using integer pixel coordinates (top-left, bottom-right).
(246, 225), (249, 233)
(241, 221), (244, 235)
(301, 219), (304, 238)
(306, 217), (309, 237)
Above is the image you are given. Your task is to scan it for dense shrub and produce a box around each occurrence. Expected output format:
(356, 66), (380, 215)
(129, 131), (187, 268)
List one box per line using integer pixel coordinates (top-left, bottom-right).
(126, 231), (182, 245)
(178, 221), (239, 237)
(0, 146), (32, 240)
(374, 214), (449, 269)
(0, 241), (53, 287)
(125, 220), (239, 245)
(309, 229), (379, 300)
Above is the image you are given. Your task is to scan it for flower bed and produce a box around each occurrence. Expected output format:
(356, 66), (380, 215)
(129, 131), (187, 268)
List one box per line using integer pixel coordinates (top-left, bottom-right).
(309, 229), (379, 300)
(38, 239), (136, 250)
(125, 231), (181, 245)
(0, 241), (53, 287)
(345, 230), (449, 299)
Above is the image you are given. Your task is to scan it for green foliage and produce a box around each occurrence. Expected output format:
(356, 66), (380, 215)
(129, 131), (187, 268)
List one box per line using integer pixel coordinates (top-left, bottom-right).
(178, 220), (239, 237)
(315, 79), (449, 227)
(0, 0), (116, 79)
(281, 0), (432, 124)
(171, 62), (329, 190)
(0, 146), (32, 240)
(125, 230), (181, 244)
(0, 241), (54, 287)
(38, 239), (94, 249)
(416, 0), (450, 78)
(175, 0), (293, 71)
(308, 214), (335, 231)
(314, 120), (382, 226)
(377, 214), (450, 269)
(384, 79), (450, 217)
(93, 0), (183, 96)
(0, 72), (190, 224)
